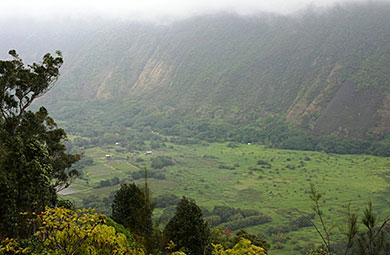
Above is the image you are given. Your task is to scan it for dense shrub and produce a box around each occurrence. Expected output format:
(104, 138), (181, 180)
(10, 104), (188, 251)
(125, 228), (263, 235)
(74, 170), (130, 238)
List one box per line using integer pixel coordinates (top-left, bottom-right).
(156, 194), (180, 208)
(95, 177), (121, 188)
(289, 215), (313, 230)
(151, 156), (174, 169)
(266, 225), (290, 236)
(205, 215), (222, 226)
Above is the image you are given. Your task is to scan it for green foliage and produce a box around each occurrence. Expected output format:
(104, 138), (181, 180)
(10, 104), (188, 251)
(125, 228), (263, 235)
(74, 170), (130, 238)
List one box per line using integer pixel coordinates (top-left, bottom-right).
(0, 238), (31, 254)
(368, 140), (390, 157)
(0, 207), (143, 254)
(111, 183), (154, 238)
(56, 199), (75, 210)
(347, 202), (390, 255)
(151, 156), (174, 169)
(156, 194), (180, 208)
(306, 247), (331, 255)
(308, 184), (332, 255)
(0, 137), (56, 238)
(95, 177), (121, 188)
(212, 238), (266, 255)
(160, 207), (177, 223)
(218, 215), (271, 231)
(104, 217), (134, 244)
(203, 206), (271, 230)
(73, 155), (94, 169)
(264, 120), (389, 156)
(0, 51), (80, 239)
(231, 230), (270, 251)
(164, 197), (210, 255)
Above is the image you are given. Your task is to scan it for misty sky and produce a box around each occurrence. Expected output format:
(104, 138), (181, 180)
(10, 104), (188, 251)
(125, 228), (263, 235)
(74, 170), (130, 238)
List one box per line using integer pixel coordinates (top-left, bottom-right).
(0, 0), (381, 22)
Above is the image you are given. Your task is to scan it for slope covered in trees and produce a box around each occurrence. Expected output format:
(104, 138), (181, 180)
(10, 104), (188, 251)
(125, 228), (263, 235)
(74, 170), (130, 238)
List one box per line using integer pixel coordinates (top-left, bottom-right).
(1, 2), (389, 140)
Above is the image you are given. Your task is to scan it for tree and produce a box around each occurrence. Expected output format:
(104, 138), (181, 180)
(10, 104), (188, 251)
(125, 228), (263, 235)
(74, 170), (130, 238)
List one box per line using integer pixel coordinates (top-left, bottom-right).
(344, 202), (390, 255)
(212, 238), (266, 255)
(303, 185), (390, 255)
(0, 207), (144, 254)
(309, 184), (332, 254)
(164, 197), (210, 255)
(111, 182), (154, 246)
(230, 230), (270, 251)
(0, 50), (80, 238)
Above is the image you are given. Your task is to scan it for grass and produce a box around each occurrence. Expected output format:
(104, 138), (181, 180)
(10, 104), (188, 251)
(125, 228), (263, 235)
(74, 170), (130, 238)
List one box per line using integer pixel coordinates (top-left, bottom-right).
(62, 142), (390, 254)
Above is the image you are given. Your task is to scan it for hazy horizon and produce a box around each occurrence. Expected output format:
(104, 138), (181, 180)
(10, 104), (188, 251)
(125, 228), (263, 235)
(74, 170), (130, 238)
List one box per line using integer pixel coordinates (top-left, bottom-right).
(0, 0), (383, 23)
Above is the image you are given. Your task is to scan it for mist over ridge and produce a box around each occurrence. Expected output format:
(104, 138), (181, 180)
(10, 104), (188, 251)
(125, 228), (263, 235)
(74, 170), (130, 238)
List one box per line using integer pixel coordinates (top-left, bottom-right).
(0, 0), (380, 23)
(0, 1), (389, 139)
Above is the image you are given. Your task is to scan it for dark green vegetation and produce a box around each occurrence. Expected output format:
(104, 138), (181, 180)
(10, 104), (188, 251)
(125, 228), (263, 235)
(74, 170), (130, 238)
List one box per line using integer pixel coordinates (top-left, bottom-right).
(164, 197), (210, 255)
(111, 182), (155, 254)
(0, 51), (79, 238)
(1, 3), (390, 142)
(112, 182), (154, 238)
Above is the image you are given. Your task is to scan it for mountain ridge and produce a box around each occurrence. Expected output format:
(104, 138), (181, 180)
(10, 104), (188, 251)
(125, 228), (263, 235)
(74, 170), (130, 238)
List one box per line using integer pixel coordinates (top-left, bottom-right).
(1, 2), (389, 137)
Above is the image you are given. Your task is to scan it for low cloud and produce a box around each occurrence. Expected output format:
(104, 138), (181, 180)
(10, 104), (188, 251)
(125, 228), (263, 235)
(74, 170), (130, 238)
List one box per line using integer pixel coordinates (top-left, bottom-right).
(0, 0), (379, 22)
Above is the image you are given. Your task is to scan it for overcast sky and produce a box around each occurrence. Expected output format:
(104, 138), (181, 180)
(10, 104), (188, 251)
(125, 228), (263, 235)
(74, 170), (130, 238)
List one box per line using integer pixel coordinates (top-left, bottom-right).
(0, 0), (382, 22)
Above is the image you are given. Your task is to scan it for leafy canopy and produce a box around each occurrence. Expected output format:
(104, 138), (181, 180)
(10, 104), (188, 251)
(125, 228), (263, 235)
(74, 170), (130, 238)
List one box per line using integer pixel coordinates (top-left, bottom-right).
(0, 50), (80, 238)
(164, 197), (210, 255)
(0, 207), (143, 255)
(212, 238), (266, 255)
(111, 182), (154, 238)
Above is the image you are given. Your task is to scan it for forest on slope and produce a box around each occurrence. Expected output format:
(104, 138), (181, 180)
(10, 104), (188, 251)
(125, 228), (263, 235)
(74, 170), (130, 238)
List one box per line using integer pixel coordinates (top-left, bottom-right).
(1, 2), (389, 141)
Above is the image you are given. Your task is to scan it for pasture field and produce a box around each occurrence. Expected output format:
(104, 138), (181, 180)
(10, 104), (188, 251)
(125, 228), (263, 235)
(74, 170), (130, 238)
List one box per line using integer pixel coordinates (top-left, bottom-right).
(62, 142), (390, 254)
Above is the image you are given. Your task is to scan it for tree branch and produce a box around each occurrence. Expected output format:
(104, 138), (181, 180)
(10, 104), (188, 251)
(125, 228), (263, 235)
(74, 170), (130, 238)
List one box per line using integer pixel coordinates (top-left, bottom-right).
(295, 208), (329, 252)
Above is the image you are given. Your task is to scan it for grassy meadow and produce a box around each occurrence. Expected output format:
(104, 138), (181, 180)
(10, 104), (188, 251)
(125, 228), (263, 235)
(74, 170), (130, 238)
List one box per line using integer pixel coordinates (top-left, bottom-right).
(61, 142), (390, 254)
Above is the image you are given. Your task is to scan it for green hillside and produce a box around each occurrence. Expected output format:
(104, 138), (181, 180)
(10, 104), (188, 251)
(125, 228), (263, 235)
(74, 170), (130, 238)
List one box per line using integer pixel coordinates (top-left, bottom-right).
(1, 3), (389, 138)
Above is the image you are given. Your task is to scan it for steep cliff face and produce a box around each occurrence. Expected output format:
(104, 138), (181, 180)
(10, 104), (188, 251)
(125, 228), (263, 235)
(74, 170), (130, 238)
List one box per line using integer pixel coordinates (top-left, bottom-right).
(1, 3), (389, 137)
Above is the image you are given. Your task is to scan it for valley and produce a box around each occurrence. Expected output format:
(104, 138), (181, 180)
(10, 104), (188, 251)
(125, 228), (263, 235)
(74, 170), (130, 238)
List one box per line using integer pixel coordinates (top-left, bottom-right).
(62, 141), (390, 254)
(1, 2), (390, 254)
